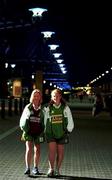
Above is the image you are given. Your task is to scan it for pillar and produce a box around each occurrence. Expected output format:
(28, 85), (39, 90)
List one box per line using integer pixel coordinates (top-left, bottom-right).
(35, 70), (43, 92)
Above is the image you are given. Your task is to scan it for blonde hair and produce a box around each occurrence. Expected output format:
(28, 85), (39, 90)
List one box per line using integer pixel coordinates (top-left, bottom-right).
(49, 88), (66, 106)
(30, 89), (42, 105)
(51, 88), (62, 96)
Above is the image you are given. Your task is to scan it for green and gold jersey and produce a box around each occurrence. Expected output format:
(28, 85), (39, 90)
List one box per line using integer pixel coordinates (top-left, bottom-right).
(45, 104), (68, 139)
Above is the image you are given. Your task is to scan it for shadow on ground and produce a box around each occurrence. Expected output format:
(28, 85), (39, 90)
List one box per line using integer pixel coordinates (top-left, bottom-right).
(28, 173), (110, 180)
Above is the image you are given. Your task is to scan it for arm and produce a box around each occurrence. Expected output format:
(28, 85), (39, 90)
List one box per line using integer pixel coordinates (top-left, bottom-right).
(40, 107), (46, 129)
(19, 104), (30, 132)
(43, 106), (49, 129)
(64, 106), (74, 133)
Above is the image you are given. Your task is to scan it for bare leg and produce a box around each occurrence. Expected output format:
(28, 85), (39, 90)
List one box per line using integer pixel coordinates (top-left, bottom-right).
(33, 144), (40, 167)
(48, 142), (57, 170)
(56, 144), (64, 172)
(25, 141), (32, 168)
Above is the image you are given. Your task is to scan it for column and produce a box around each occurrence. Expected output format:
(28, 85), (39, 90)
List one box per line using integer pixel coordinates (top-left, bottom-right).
(35, 70), (43, 92)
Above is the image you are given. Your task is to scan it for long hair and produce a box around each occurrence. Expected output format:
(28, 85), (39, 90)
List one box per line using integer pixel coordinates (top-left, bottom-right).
(29, 89), (42, 105)
(49, 88), (66, 106)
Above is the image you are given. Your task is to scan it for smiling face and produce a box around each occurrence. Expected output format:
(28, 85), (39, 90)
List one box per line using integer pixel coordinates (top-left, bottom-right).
(33, 91), (41, 106)
(30, 89), (42, 107)
(51, 89), (62, 105)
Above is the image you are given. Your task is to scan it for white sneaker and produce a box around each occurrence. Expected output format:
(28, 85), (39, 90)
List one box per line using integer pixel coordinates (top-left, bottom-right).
(55, 169), (60, 176)
(47, 169), (54, 177)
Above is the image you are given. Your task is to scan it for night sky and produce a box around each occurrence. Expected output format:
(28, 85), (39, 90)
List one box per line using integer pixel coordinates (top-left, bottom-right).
(44, 1), (112, 86)
(0, 0), (112, 88)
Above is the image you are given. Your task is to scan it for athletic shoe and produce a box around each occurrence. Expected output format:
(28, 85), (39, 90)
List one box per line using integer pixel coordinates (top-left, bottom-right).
(32, 167), (40, 175)
(24, 168), (30, 175)
(47, 169), (54, 177)
(55, 169), (60, 176)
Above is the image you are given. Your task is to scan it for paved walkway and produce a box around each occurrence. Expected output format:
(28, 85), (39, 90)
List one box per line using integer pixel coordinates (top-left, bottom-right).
(0, 100), (112, 180)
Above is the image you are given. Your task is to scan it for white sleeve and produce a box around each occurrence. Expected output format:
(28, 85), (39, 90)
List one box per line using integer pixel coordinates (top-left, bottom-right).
(19, 105), (30, 130)
(43, 106), (50, 127)
(64, 106), (74, 132)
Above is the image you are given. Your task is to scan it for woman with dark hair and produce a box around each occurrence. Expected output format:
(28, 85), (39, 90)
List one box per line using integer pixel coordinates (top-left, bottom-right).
(19, 89), (45, 176)
(44, 88), (74, 177)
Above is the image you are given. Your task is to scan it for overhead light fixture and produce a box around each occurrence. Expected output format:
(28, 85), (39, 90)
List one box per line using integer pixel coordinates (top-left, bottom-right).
(62, 70), (67, 74)
(53, 53), (62, 58)
(41, 31), (55, 38)
(56, 59), (64, 63)
(28, 7), (48, 17)
(32, 75), (35, 79)
(5, 63), (8, 68)
(48, 44), (59, 50)
(11, 64), (16, 68)
(59, 63), (65, 68)
(105, 70), (109, 74)
(60, 67), (67, 74)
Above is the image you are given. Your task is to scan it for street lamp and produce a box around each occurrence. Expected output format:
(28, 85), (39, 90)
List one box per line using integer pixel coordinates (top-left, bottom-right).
(28, 7), (48, 17)
(56, 59), (64, 63)
(53, 53), (62, 58)
(41, 31), (55, 39)
(48, 44), (59, 51)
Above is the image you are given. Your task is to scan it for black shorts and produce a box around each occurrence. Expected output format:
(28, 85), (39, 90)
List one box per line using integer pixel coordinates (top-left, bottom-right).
(46, 133), (69, 144)
(21, 132), (45, 144)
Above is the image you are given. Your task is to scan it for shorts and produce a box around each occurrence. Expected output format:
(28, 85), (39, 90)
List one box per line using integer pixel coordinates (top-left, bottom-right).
(21, 132), (45, 144)
(46, 133), (69, 144)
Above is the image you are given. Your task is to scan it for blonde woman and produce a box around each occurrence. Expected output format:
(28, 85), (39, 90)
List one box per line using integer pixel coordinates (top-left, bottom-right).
(19, 89), (45, 176)
(44, 88), (74, 177)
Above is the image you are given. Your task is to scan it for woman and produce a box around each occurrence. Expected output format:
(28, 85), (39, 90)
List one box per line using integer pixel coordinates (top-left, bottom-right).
(19, 89), (45, 176)
(44, 88), (74, 177)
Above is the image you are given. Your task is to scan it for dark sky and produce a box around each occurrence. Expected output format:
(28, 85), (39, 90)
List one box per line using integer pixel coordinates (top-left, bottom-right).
(42, 1), (112, 86)
(0, 0), (112, 87)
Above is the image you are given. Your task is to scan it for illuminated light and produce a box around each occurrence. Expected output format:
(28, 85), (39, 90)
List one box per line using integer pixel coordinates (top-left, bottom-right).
(43, 80), (46, 84)
(13, 80), (22, 97)
(33, 84), (36, 89)
(5, 63), (8, 68)
(59, 64), (65, 68)
(49, 82), (71, 90)
(60, 67), (66, 71)
(28, 7), (48, 17)
(62, 70), (67, 74)
(11, 64), (16, 68)
(32, 75), (34, 79)
(105, 70), (109, 74)
(60, 66), (67, 74)
(48, 44), (59, 50)
(41, 31), (55, 38)
(56, 59), (64, 63)
(53, 53), (62, 58)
